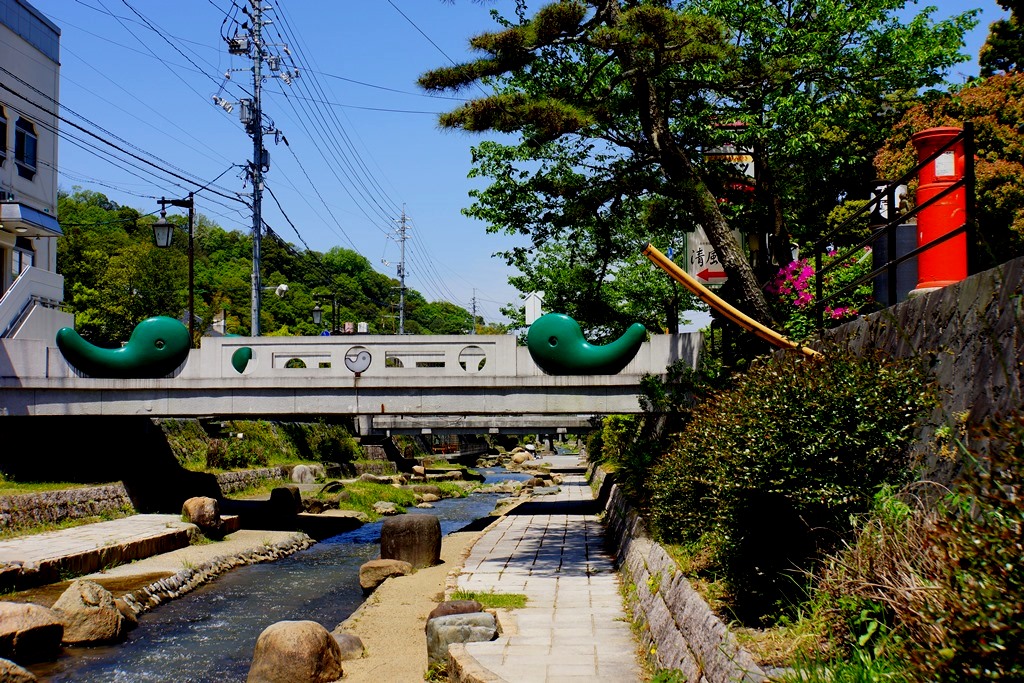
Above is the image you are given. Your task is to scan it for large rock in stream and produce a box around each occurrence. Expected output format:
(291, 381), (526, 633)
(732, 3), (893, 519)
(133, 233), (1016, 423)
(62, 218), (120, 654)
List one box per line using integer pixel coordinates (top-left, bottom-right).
(379, 514), (441, 569)
(247, 620), (343, 683)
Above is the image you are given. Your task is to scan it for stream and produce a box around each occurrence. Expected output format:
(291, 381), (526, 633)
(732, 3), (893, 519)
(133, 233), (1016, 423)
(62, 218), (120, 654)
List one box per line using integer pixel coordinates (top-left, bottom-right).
(32, 468), (530, 682)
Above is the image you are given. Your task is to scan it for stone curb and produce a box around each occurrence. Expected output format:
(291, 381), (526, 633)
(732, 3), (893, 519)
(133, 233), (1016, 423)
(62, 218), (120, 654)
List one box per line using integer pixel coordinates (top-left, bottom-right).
(120, 533), (314, 617)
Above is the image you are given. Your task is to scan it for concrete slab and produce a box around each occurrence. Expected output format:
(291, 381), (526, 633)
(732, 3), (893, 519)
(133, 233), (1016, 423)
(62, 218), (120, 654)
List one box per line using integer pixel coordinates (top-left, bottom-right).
(448, 473), (643, 682)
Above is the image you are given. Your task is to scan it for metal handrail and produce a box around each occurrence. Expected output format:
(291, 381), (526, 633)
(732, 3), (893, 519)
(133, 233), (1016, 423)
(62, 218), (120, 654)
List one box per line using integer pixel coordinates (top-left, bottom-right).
(813, 121), (975, 332)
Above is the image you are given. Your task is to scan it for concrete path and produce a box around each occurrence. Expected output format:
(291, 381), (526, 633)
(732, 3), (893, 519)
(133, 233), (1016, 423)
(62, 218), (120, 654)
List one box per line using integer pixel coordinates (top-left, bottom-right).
(0, 514), (195, 588)
(451, 455), (643, 682)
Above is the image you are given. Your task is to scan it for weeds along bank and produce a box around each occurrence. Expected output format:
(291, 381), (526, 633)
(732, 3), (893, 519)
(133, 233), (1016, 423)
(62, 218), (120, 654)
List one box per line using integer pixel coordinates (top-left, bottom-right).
(591, 256), (1023, 681)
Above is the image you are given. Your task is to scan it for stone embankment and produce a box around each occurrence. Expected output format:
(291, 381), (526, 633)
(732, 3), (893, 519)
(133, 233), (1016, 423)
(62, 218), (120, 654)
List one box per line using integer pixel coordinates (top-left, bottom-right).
(594, 465), (768, 683)
(0, 469), (288, 532)
(0, 484), (134, 530)
(118, 533), (315, 618)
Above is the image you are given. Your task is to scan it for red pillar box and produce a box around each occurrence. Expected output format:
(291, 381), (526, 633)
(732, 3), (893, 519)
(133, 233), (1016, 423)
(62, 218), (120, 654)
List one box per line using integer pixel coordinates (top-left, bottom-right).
(911, 127), (967, 291)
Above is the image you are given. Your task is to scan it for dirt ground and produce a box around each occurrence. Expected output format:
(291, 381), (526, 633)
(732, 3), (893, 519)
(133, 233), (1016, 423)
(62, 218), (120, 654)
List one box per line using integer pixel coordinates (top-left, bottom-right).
(334, 529), (481, 682)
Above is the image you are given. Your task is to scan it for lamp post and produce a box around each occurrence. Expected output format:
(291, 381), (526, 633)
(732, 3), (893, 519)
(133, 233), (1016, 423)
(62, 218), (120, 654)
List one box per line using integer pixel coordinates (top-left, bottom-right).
(153, 194), (195, 346)
(312, 293), (339, 335)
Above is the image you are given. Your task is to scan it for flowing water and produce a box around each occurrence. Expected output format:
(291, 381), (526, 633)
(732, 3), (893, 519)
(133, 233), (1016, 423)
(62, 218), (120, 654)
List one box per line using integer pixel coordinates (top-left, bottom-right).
(34, 468), (531, 683)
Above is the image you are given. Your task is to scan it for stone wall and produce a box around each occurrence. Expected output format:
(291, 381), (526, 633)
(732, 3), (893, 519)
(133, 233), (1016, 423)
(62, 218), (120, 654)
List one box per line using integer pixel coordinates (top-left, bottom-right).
(215, 467), (287, 493)
(822, 255), (1023, 482)
(0, 484), (134, 530)
(593, 466), (768, 683)
(0, 468), (289, 530)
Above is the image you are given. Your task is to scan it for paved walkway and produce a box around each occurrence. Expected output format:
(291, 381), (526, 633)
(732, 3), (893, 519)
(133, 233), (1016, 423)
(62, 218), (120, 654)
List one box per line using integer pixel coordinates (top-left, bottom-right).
(0, 514), (195, 589)
(452, 455), (642, 682)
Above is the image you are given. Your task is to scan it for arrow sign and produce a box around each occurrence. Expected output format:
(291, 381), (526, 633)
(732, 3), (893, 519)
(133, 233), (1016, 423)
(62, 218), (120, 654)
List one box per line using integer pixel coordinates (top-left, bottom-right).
(696, 268), (727, 281)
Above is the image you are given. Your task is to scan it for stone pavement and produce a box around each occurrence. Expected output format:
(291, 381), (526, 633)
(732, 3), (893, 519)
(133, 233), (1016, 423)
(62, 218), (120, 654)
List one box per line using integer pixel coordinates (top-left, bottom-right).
(450, 454), (643, 682)
(0, 514), (195, 589)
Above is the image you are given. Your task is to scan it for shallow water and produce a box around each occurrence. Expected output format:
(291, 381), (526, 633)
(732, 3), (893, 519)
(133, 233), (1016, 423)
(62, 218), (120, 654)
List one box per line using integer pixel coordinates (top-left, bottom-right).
(34, 468), (527, 682)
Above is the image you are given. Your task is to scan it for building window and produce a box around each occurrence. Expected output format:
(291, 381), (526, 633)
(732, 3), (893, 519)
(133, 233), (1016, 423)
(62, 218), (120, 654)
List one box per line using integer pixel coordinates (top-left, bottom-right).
(15, 117), (37, 180)
(13, 237), (35, 277)
(0, 107), (7, 166)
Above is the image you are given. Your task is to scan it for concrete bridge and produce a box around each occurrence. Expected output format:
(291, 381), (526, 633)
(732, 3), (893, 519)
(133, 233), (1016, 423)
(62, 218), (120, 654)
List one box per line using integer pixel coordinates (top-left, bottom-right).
(0, 332), (701, 435)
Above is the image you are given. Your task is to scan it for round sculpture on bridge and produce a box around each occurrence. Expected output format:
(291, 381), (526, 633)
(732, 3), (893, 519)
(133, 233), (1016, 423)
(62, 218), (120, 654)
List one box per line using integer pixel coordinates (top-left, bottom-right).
(526, 312), (647, 375)
(56, 316), (191, 379)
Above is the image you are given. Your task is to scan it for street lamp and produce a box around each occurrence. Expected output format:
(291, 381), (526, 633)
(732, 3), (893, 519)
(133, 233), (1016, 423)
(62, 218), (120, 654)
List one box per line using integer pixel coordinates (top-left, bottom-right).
(312, 293), (339, 335)
(153, 194), (195, 346)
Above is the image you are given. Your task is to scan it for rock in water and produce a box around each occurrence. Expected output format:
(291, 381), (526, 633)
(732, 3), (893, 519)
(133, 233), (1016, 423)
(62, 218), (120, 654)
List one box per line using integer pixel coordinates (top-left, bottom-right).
(246, 620), (343, 683)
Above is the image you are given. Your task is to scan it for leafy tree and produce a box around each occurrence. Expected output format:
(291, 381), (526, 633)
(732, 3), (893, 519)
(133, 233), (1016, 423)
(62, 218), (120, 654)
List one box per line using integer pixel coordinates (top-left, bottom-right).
(980, 0), (1023, 76)
(54, 189), (481, 341)
(421, 0), (974, 331)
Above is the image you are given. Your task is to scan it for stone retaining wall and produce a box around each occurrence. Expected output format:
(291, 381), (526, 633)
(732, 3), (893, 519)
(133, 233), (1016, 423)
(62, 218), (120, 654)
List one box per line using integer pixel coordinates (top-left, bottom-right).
(822, 255), (1023, 482)
(0, 484), (134, 530)
(0, 469), (288, 531)
(593, 465), (768, 683)
(215, 467), (287, 493)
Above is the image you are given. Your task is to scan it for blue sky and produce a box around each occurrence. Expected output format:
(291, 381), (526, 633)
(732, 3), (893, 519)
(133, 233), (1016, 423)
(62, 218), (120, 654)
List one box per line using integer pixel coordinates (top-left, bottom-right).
(29, 0), (1006, 327)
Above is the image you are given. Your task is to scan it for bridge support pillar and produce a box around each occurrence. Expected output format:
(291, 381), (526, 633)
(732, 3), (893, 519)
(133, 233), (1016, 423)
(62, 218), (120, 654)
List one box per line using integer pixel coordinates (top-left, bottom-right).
(355, 414), (374, 436)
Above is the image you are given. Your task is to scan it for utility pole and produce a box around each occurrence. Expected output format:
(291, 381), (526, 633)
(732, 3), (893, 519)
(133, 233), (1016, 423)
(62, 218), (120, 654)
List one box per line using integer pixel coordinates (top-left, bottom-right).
(216, 1), (297, 336)
(250, 0), (264, 337)
(471, 288), (477, 334)
(396, 208), (409, 335)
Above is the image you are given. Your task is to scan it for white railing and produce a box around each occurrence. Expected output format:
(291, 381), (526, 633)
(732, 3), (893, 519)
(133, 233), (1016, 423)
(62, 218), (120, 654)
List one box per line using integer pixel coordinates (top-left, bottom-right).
(0, 266), (65, 337)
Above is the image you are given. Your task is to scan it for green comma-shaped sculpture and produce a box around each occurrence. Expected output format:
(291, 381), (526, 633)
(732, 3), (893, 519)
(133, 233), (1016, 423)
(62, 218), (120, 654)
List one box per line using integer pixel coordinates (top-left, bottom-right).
(56, 316), (191, 378)
(526, 313), (647, 375)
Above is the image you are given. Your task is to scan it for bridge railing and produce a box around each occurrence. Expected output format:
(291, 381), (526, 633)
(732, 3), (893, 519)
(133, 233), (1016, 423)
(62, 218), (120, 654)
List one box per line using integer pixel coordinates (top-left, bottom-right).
(1, 330), (703, 383)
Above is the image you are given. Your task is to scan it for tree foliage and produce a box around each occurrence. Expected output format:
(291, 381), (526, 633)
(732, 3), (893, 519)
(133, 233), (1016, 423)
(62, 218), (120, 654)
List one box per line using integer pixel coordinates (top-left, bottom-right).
(980, 0), (1023, 76)
(55, 189), (485, 346)
(423, 0), (975, 334)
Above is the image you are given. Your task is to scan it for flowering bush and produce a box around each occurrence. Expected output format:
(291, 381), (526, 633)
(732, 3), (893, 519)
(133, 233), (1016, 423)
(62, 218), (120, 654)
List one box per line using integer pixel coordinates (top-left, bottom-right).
(766, 247), (875, 340)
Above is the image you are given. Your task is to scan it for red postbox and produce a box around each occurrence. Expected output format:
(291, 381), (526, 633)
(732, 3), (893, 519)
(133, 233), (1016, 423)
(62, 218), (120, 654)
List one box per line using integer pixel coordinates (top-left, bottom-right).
(912, 127), (967, 291)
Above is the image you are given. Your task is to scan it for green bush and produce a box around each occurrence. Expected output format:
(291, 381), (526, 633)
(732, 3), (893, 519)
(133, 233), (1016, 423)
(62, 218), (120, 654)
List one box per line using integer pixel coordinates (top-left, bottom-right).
(903, 415), (1024, 681)
(647, 346), (933, 622)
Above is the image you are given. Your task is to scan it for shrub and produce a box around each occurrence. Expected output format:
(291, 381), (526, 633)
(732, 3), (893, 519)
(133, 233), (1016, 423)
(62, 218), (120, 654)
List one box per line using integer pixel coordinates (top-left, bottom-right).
(766, 248), (875, 342)
(647, 346), (933, 622)
(902, 415), (1024, 681)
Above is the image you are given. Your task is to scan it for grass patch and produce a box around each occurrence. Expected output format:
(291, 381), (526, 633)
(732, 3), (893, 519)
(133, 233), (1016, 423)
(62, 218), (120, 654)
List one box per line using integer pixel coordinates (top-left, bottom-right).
(229, 477), (291, 499)
(337, 481), (416, 520)
(450, 589), (527, 609)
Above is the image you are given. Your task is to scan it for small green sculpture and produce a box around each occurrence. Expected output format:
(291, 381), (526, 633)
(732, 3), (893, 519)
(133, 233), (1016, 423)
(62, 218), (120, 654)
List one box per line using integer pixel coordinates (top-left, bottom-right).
(231, 347), (253, 374)
(56, 316), (191, 378)
(526, 313), (647, 375)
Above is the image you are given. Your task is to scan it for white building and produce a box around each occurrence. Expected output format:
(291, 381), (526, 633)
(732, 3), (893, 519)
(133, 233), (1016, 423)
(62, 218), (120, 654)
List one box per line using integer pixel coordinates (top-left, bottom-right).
(0, 0), (72, 341)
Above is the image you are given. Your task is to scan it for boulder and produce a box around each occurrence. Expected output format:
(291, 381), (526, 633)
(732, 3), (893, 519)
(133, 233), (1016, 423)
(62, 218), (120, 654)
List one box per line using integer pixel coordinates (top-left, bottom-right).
(411, 485), (442, 496)
(525, 477), (546, 488)
(181, 496), (223, 536)
(425, 612), (498, 667)
(359, 473), (393, 484)
(412, 465), (426, 477)
(328, 630), (364, 660)
(246, 620), (343, 683)
(426, 599), (483, 623)
(371, 501), (400, 516)
(358, 559), (413, 592)
(0, 658), (37, 682)
(290, 464), (316, 485)
(511, 453), (531, 465)
(380, 515), (441, 569)
(269, 486), (303, 516)
(419, 493), (440, 503)
(50, 580), (126, 646)
(0, 602), (63, 665)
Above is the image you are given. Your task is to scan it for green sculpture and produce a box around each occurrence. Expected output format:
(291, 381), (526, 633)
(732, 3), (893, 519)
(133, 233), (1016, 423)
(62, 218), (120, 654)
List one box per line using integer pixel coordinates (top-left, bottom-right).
(526, 313), (647, 375)
(231, 347), (253, 374)
(56, 316), (191, 378)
